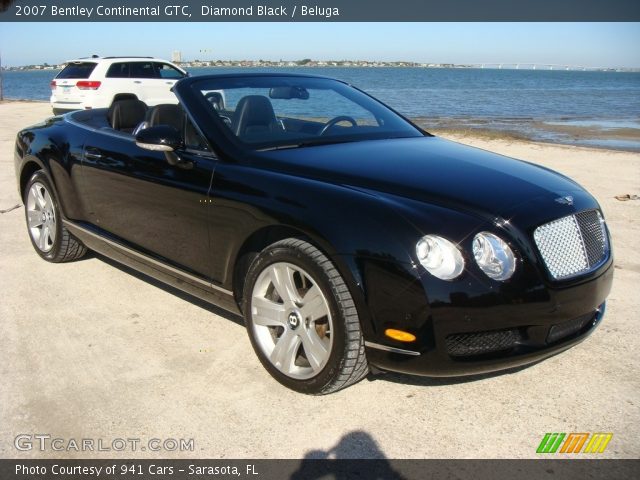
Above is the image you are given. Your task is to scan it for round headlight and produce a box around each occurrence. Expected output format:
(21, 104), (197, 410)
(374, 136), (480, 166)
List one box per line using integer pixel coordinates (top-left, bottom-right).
(416, 235), (464, 280)
(472, 232), (516, 281)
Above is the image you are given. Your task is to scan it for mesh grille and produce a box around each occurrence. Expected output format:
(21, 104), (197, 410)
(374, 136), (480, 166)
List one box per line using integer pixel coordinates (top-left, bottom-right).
(446, 329), (522, 357)
(534, 210), (608, 280)
(547, 312), (595, 344)
(575, 210), (607, 266)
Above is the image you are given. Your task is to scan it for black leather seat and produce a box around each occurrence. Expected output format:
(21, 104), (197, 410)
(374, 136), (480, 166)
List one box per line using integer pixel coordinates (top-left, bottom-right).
(232, 95), (281, 139)
(147, 104), (185, 132)
(145, 103), (207, 150)
(107, 99), (147, 133)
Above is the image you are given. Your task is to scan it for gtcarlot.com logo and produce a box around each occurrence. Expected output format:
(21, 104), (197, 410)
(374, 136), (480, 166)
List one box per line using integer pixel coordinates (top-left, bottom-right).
(14, 434), (195, 452)
(537, 432), (613, 454)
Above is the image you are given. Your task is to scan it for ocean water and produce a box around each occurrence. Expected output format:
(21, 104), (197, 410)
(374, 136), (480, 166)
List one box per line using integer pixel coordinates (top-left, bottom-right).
(2, 67), (640, 150)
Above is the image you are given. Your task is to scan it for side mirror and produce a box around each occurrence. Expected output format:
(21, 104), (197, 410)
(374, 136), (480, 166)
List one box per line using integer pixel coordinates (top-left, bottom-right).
(136, 125), (183, 152)
(135, 126), (192, 169)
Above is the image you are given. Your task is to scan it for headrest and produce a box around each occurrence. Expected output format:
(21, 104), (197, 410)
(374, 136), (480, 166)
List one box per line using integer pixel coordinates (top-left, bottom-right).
(232, 95), (277, 136)
(148, 104), (185, 132)
(108, 99), (147, 131)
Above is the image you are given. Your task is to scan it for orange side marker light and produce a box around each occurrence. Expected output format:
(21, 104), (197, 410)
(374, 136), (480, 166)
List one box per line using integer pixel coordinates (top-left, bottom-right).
(385, 329), (416, 342)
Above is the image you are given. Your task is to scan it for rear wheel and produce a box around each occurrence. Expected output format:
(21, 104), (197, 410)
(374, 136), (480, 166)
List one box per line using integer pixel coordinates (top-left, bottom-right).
(243, 238), (368, 394)
(24, 171), (87, 263)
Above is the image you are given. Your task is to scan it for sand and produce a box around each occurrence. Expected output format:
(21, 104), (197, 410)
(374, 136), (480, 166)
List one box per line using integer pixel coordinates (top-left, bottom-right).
(1, 100), (639, 459)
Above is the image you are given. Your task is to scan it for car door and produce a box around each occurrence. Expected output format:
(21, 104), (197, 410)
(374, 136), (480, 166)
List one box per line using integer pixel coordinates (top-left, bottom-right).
(154, 62), (186, 102)
(128, 61), (180, 106)
(103, 62), (139, 105)
(80, 130), (217, 279)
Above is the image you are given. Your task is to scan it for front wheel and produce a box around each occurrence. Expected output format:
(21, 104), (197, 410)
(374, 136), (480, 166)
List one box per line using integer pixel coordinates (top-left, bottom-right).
(243, 238), (368, 394)
(24, 171), (87, 263)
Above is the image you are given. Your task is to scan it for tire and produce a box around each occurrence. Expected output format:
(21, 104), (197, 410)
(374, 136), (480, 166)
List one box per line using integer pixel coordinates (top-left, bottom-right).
(24, 171), (87, 263)
(242, 238), (368, 394)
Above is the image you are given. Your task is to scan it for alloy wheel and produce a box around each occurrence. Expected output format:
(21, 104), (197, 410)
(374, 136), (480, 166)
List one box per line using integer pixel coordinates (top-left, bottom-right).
(26, 182), (57, 253)
(250, 262), (333, 380)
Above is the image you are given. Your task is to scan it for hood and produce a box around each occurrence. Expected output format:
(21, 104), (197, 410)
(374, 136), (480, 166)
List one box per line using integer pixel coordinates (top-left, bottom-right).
(256, 136), (595, 225)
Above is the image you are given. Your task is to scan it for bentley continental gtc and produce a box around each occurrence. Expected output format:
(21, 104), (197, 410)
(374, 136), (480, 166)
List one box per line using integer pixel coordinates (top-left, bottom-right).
(14, 74), (613, 394)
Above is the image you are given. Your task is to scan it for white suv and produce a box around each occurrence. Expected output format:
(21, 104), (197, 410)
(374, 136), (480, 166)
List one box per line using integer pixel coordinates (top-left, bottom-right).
(50, 56), (188, 114)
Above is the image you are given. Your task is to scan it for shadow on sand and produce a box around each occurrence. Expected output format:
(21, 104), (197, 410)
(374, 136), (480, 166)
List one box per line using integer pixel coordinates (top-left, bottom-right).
(290, 430), (408, 479)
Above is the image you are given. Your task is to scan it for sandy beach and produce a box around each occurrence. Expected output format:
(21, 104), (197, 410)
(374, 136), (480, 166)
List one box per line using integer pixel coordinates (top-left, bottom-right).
(1, 100), (639, 459)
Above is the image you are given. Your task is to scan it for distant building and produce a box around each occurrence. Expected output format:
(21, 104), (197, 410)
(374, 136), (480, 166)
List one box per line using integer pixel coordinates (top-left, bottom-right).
(171, 51), (182, 63)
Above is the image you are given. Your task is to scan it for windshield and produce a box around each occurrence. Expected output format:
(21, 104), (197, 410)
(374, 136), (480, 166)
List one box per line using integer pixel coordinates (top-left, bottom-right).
(191, 76), (423, 150)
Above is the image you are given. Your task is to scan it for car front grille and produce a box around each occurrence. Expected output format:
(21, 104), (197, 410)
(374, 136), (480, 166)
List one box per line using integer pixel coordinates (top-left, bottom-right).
(445, 309), (601, 359)
(533, 209), (609, 280)
(446, 329), (523, 357)
(546, 311), (596, 344)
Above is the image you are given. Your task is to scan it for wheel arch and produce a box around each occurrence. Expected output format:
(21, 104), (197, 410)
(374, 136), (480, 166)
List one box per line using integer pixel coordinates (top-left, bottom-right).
(232, 224), (322, 307)
(19, 159), (45, 199)
(17, 116), (87, 221)
(230, 223), (374, 338)
(19, 149), (85, 221)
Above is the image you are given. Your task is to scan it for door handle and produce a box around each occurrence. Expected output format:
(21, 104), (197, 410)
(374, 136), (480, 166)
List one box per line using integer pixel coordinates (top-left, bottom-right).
(133, 80), (142, 84)
(84, 148), (103, 160)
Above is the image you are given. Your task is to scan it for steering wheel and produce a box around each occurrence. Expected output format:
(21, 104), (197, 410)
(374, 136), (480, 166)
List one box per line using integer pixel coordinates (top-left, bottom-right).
(319, 116), (357, 135)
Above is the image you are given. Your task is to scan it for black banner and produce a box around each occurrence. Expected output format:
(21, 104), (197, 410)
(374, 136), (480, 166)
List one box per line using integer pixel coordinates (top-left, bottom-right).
(0, 0), (639, 22)
(1, 459), (639, 480)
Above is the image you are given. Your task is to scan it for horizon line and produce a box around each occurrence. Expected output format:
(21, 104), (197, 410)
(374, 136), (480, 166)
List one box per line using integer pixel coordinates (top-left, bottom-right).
(3, 58), (640, 71)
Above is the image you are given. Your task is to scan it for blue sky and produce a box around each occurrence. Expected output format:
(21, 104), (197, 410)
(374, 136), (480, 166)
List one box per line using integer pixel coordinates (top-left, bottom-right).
(1, 22), (639, 67)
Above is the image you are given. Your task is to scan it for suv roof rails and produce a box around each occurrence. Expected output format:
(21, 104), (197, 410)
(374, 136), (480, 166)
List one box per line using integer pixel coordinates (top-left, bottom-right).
(71, 56), (157, 62)
(102, 56), (155, 59)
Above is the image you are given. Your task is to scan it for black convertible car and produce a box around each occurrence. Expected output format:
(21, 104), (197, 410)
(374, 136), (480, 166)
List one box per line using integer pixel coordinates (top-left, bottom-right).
(14, 74), (613, 394)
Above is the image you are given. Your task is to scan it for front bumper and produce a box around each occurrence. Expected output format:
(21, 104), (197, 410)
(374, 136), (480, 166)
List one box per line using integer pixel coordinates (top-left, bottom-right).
(363, 260), (614, 377)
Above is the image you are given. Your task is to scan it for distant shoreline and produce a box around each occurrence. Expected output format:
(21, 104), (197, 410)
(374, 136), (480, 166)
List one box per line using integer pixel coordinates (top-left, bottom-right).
(4, 64), (640, 73)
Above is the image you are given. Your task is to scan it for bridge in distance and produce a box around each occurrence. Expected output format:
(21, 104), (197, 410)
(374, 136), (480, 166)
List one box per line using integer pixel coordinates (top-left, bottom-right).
(467, 63), (626, 71)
